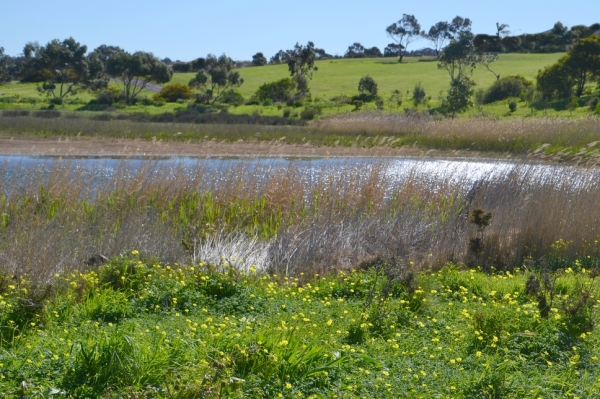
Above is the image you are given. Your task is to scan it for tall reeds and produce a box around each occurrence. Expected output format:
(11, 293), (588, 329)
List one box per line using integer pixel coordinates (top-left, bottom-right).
(1, 158), (599, 283)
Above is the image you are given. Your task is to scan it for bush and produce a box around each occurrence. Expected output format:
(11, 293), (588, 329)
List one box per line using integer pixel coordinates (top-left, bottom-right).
(220, 90), (244, 106)
(255, 78), (295, 103)
(154, 83), (195, 103)
(485, 76), (532, 104)
(300, 107), (322, 120)
(588, 97), (599, 111)
(49, 97), (63, 105)
(283, 108), (291, 118)
(358, 75), (378, 101)
(509, 101), (517, 112)
(412, 82), (426, 106)
(96, 86), (122, 105)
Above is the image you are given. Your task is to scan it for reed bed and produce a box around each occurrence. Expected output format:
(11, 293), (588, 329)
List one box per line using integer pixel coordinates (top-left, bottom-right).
(316, 112), (600, 153)
(1, 158), (600, 285)
(3, 111), (600, 155)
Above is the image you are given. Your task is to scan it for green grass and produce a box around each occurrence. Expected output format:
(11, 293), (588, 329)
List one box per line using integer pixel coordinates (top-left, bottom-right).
(1, 254), (599, 398)
(171, 54), (563, 101)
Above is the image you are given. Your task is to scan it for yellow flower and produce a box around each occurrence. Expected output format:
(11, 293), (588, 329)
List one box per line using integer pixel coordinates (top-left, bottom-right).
(131, 250), (139, 256)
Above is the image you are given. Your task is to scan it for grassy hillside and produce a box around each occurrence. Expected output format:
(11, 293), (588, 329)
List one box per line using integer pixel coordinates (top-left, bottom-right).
(172, 53), (563, 101)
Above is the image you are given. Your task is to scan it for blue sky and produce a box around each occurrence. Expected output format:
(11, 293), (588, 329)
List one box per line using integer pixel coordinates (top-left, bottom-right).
(1, 0), (598, 60)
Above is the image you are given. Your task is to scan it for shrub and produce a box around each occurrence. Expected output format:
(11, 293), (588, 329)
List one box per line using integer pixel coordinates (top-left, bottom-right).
(283, 108), (291, 118)
(588, 96), (599, 111)
(484, 76), (532, 104)
(96, 86), (121, 105)
(255, 78), (295, 103)
(154, 83), (195, 103)
(300, 107), (322, 120)
(358, 75), (378, 101)
(412, 82), (426, 106)
(220, 89), (244, 106)
(509, 101), (517, 112)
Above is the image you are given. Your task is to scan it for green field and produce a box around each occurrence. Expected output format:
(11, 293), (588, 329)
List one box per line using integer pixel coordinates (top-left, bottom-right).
(170, 54), (563, 100)
(1, 54), (564, 114)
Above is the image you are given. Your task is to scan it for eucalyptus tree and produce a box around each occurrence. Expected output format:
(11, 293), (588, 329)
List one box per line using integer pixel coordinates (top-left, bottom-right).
(188, 54), (243, 104)
(106, 50), (172, 104)
(386, 14), (421, 62)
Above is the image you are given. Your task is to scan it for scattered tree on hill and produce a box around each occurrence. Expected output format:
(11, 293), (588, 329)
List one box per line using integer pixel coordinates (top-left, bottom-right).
(386, 14), (421, 62)
(188, 54), (243, 104)
(252, 52), (267, 66)
(24, 37), (91, 99)
(384, 43), (403, 58)
(107, 50), (172, 104)
(364, 47), (383, 58)
(422, 21), (452, 57)
(536, 35), (600, 99)
(315, 48), (331, 59)
(438, 31), (478, 81)
(0, 47), (13, 84)
(357, 75), (378, 101)
(345, 43), (365, 58)
(286, 42), (318, 94)
(449, 16), (472, 39)
(87, 45), (124, 89)
(473, 34), (502, 53)
(269, 50), (290, 64)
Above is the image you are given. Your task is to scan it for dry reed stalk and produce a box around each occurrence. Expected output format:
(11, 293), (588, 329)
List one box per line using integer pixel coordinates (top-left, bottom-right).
(1, 158), (600, 283)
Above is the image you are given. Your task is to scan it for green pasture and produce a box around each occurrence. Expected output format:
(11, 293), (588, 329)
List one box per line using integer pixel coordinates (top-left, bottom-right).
(172, 53), (563, 100)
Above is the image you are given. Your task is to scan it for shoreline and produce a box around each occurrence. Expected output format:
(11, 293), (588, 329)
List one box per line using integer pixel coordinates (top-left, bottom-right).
(0, 136), (597, 166)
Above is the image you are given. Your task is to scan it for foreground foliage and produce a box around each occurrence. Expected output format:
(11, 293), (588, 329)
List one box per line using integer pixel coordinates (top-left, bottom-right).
(1, 254), (599, 398)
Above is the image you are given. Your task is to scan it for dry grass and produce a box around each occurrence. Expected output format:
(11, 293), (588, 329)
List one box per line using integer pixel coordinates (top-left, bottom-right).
(316, 112), (600, 153)
(1, 159), (600, 284)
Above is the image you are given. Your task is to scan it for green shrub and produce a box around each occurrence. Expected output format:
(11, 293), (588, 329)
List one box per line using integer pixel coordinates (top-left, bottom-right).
(154, 83), (195, 103)
(255, 78), (295, 103)
(484, 76), (532, 104)
(220, 89), (244, 106)
(509, 101), (517, 112)
(358, 75), (378, 101)
(412, 82), (426, 106)
(300, 107), (322, 120)
(49, 97), (63, 105)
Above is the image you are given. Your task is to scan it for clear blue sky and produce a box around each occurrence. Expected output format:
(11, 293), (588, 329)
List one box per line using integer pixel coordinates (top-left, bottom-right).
(1, 0), (598, 60)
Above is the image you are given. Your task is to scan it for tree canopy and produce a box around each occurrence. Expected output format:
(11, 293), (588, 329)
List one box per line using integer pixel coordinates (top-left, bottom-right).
(0, 47), (13, 84)
(386, 14), (421, 62)
(106, 50), (172, 104)
(286, 42), (318, 94)
(188, 54), (243, 104)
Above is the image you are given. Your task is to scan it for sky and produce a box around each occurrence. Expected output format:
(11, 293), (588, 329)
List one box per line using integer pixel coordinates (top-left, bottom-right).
(1, 0), (599, 61)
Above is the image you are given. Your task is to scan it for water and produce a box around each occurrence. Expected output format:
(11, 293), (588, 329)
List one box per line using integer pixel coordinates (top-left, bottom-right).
(0, 155), (597, 196)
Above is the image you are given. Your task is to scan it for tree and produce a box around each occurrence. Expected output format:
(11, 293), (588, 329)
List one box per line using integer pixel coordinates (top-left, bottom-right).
(438, 32), (478, 80)
(495, 23), (511, 38)
(286, 42), (318, 94)
(473, 34), (502, 53)
(23, 37), (90, 99)
(536, 36), (600, 99)
(358, 75), (378, 101)
(0, 47), (13, 84)
(423, 21), (452, 57)
(564, 36), (600, 97)
(478, 53), (500, 80)
(252, 52), (267, 66)
(87, 45), (123, 90)
(269, 50), (290, 64)
(107, 51), (172, 105)
(364, 47), (383, 58)
(449, 16), (472, 39)
(345, 43), (366, 58)
(536, 60), (573, 100)
(386, 14), (421, 62)
(384, 43), (403, 58)
(444, 75), (474, 118)
(188, 54), (243, 104)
